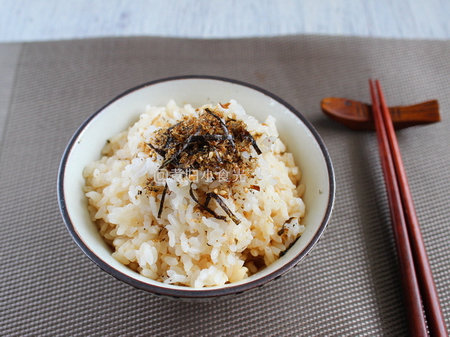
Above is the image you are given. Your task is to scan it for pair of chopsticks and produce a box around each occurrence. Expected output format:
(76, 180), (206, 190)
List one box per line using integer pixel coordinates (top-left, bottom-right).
(369, 80), (447, 337)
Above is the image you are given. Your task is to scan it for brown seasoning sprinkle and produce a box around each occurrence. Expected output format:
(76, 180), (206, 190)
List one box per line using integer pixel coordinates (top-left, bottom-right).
(148, 106), (260, 181)
(145, 105), (263, 224)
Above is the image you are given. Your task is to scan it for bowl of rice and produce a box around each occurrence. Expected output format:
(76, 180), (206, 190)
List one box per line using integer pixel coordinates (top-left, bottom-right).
(58, 75), (335, 300)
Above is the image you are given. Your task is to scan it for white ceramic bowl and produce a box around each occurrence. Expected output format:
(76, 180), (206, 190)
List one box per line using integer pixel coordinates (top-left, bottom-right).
(57, 76), (335, 300)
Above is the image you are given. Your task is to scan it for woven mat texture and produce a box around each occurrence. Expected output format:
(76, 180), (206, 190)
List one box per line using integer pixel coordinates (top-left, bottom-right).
(1, 36), (449, 336)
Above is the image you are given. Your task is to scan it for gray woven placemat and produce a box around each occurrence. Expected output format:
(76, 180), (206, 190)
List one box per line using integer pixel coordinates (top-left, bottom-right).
(1, 35), (449, 336)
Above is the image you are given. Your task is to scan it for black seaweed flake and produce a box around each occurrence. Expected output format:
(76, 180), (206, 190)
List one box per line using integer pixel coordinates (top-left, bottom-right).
(157, 183), (169, 218)
(244, 130), (262, 155)
(207, 192), (241, 225)
(189, 183), (226, 221)
(190, 134), (233, 142)
(147, 142), (166, 157)
(277, 216), (295, 236)
(204, 108), (236, 151)
(279, 237), (300, 257)
(159, 127), (202, 169)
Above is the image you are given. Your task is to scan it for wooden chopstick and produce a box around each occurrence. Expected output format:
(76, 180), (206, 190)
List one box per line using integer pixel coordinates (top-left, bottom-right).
(370, 79), (448, 336)
(372, 80), (448, 336)
(369, 80), (427, 335)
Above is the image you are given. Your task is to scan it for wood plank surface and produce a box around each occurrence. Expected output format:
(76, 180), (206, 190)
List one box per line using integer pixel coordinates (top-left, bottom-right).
(1, 0), (450, 42)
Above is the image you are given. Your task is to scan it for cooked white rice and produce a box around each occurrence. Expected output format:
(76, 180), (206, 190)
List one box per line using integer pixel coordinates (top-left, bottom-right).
(83, 99), (305, 287)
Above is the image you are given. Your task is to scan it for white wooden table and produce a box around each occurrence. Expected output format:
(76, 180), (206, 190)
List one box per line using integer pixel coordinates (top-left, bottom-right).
(1, 0), (450, 42)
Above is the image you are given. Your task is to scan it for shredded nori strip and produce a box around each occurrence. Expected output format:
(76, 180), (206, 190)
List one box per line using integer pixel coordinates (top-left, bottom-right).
(207, 192), (241, 225)
(189, 184), (226, 221)
(157, 183), (169, 218)
(205, 108), (236, 151)
(277, 216), (295, 236)
(279, 237), (300, 257)
(243, 130), (262, 155)
(190, 134), (234, 142)
(159, 127), (202, 169)
(163, 135), (173, 150)
(205, 193), (212, 207)
(147, 142), (166, 157)
(159, 156), (175, 170)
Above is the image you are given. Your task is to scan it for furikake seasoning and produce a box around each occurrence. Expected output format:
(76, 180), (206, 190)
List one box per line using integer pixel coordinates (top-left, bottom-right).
(147, 105), (262, 223)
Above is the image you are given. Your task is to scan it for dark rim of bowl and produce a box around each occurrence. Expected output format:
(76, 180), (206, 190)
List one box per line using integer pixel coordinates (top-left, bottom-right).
(57, 75), (335, 299)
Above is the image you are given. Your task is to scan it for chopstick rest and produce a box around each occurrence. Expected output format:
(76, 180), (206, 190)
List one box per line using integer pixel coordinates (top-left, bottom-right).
(321, 97), (440, 131)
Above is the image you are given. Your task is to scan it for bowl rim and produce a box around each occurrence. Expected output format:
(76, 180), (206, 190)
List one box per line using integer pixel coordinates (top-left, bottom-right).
(57, 75), (335, 299)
